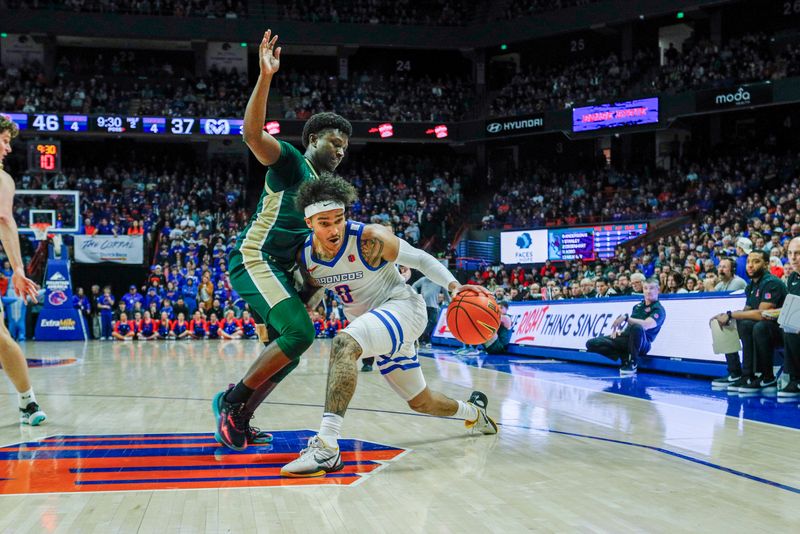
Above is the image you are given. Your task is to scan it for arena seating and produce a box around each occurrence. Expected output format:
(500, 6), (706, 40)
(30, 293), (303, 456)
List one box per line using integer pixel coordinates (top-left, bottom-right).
(490, 32), (800, 117)
(476, 147), (800, 300)
(277, 0), (471, 26)
(493, 0), (602, 20)
(0, 0), (247, 18)
(274, 69), (475, 121)
(1, 59), (249, 117)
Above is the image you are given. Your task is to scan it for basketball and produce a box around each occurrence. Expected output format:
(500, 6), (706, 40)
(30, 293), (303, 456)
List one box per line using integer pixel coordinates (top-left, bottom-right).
(446, 291), (501, 345)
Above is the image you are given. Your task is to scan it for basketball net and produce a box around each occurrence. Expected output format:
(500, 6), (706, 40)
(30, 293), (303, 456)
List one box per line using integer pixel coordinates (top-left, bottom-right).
(31, 222), (63, 252)
(31, 222), (50, 241)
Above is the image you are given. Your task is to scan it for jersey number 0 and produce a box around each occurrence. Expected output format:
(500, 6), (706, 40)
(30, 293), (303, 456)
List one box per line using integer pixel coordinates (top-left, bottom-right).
(334, 284), (353, 303)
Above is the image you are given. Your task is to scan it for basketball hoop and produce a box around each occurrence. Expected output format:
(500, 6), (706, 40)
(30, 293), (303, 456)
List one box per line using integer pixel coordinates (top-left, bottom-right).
(31, 222), (51, 242)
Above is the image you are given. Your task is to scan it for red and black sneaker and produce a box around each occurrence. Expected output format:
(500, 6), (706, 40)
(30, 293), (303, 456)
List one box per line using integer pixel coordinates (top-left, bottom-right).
(247, 425), (273, 445)
(213, 388), (249, 451)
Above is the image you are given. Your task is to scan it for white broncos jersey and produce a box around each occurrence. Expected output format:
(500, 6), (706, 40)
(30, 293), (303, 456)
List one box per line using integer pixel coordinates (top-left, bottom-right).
(301, 221), (414, 319)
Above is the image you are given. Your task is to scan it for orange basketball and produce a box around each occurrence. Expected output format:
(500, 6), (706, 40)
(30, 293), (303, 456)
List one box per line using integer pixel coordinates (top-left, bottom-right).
(446, 291), (501, 345)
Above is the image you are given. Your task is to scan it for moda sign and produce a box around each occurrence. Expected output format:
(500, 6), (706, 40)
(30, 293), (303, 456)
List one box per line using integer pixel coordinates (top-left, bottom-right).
(485, 113), (544, 136)
(695, 82), (773, 111)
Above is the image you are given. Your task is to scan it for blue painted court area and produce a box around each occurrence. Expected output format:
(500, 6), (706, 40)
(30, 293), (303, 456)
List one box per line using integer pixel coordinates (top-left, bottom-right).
(423, 346), (800, 431)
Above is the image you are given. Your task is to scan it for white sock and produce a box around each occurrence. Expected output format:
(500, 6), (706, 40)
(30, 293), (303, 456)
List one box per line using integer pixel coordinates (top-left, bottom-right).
(455, 400), (478, 422)
(19, 388), (36, 409)
(319, 413), (343, 449)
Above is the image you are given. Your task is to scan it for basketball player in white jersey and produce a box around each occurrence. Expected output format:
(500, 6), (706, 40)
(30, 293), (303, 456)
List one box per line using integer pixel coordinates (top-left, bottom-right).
(0, 114), (47, 425)
(281, 173), (497, 478)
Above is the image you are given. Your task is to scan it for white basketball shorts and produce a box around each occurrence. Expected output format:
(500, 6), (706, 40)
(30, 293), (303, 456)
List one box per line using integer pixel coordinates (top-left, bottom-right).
(342, 292), (428, 401)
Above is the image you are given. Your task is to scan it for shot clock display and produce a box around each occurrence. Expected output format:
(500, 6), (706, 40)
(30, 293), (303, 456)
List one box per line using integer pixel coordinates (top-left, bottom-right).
(27, 141), (62, 173)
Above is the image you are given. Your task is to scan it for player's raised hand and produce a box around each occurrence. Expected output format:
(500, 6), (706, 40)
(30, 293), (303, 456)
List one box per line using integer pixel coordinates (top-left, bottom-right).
(259, 30), (281, 77)
(12, 271), (39, 303)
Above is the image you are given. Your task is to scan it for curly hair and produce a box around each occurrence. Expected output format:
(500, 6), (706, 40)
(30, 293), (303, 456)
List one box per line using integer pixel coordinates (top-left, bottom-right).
(296, 172), (357, 213)
(301, 112), (352, 148)
(0, 114), (20, 139)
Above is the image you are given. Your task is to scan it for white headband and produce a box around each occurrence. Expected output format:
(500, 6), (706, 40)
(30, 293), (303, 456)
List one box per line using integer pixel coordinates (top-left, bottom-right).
(304, 200), (345, 218)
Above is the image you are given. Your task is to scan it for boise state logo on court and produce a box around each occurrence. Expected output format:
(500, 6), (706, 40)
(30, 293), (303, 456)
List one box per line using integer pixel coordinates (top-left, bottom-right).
(0, 431), (407, 495)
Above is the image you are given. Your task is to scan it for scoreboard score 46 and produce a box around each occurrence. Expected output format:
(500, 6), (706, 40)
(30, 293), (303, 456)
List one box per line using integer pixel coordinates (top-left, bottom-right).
(27, 140), (61, 173)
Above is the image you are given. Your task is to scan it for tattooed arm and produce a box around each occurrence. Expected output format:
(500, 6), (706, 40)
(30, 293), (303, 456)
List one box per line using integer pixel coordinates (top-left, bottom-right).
(359, 224), (392, 268)
(360, 224), (490, 296)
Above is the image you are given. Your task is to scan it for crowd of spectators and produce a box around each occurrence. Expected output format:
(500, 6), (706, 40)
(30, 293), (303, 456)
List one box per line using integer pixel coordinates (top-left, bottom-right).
(1, 60), (250, 118)
(472, 147), (800, 303)
(482, 161), (684, 229)
(5, 0), (607, 23)
(4, 30), (798, 122)
(274, 69), (475, 122)
(3, 59), (472, 121)
(483, 141), (796, 229)
(494, 0), (601, 21)
(1, 0), (246, 18)
(490, 32), (800, 117)
(490, 48), (656, 117)
(651, 33), (800, 93)
(338, 153), (465, 246)
(277, 0), (469, 26)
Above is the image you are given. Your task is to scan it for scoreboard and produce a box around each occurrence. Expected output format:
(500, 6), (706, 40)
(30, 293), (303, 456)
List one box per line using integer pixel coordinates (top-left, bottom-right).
(2, 112), (450, 141)
(26, 113), (244, 136)
(593, 223), (648, 259)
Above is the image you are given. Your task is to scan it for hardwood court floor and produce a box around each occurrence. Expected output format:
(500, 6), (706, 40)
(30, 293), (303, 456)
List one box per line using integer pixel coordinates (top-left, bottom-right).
(1, 340), (799, 533)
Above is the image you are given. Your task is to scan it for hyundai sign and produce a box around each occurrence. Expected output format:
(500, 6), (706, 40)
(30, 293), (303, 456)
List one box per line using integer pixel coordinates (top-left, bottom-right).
(572, 97), (659, 132)
(485, 113), (545, 137)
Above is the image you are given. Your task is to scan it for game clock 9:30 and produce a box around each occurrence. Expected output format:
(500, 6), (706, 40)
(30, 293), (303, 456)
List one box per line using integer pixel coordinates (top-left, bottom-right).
(27, 141), (62, 173)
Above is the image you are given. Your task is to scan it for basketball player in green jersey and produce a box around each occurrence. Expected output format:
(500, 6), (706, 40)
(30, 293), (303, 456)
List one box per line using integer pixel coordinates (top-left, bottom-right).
(0, 114), (47, 426)
(214, 30), (352, 450)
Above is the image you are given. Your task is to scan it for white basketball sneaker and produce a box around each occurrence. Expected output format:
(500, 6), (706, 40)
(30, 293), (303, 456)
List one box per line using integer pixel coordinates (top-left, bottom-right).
(464, 391), (498, 435)
(280, 435), (344, 478)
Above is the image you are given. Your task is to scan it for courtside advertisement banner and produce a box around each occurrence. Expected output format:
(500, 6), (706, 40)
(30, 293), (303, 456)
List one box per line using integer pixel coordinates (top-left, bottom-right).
(433, 294), (747, 363)
(74, 235), (144, 264)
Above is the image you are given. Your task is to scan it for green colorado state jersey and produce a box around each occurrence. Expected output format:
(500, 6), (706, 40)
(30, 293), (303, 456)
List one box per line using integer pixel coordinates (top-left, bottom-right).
(233, 141), (318, 266)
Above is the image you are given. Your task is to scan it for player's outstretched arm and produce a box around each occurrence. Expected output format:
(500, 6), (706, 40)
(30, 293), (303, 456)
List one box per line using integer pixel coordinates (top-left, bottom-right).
(0, 170), (39, 302)
(361, 224), (490, 297)
(242, 29), (283, 167)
